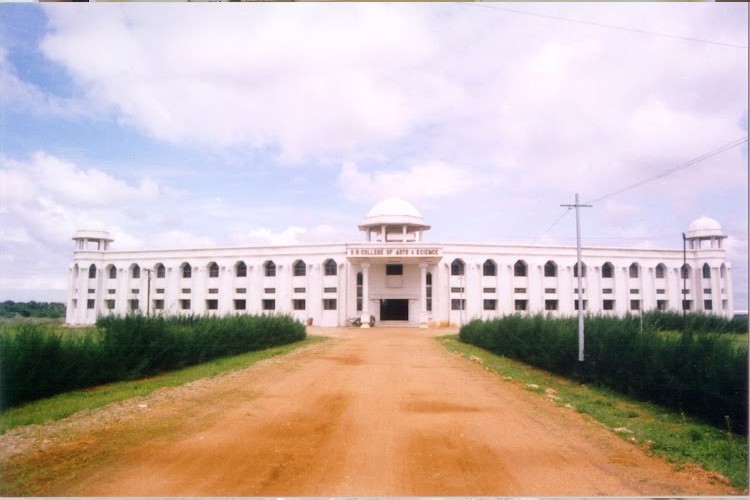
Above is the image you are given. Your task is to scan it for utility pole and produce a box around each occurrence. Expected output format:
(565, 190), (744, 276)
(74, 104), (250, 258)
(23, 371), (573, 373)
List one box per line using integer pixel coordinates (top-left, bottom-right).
(682, 232), (687, 331)
(561, 193), (592, 364)
(146, 268), (152, 317)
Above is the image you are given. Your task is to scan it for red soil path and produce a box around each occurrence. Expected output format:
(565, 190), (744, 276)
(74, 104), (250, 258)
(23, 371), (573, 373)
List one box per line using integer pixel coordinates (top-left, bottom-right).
(2, 327), (739, 496)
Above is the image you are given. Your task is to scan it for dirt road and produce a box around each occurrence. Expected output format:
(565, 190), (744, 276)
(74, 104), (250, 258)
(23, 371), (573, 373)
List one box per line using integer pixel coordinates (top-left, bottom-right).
(1, 327), (738, 496)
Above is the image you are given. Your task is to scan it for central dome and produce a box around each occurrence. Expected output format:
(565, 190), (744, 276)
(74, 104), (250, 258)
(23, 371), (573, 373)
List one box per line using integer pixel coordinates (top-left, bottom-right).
(366, 197), (423, 220)
(687, 216), (725, 239)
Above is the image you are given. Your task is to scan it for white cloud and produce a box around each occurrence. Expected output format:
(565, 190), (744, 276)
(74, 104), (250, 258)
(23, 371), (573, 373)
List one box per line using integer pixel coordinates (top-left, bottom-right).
(338, 161), (478, 204)
(232, 224), (344, 246)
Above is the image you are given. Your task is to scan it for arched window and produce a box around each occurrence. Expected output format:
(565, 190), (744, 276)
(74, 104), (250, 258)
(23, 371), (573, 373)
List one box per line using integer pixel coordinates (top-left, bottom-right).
(293, 260), (306, 277)
(720, 264), (726, 279)
(655, 263), (666, 279)
(208, 262), (219, 278)
(235, 261), (247, 278)
(544, 260), (557, 277)
(602, 262), (614, 279)
(573, 262), (586, 278)
(108, 265), (117, 279)
(88, 264), (97, 279)
(451, 259), (465, 276)
(181, 263), (192, 279)
(324, 259), (337, 276)
(702, 263), (711, 279)
(155, 263), (166, 279)
(483, 259), (496, 277)
(356, 272), (363, 312)
(264, 261), (276, 277)
(131, 264), (141, 279)
(513, 260), (527, 277)
(426, 272), (433, 312)
(629, 263), (639, 278)
(680, 264), (690, 280)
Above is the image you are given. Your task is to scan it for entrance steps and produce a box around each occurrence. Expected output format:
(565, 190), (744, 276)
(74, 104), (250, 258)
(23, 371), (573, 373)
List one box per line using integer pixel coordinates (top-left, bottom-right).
(375, 321), (415, 328)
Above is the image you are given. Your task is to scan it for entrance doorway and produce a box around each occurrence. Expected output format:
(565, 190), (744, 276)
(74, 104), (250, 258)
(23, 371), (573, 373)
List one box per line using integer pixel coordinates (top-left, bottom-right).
(380, 299), (409, 321)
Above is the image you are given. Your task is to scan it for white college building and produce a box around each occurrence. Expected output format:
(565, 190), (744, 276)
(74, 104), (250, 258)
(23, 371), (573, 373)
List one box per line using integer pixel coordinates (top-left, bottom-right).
(65, 198), (734, 326)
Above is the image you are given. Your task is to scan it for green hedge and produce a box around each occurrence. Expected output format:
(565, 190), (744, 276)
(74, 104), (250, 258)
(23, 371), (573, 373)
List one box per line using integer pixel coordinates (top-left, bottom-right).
(643, 310), (748, 334)
(0, 314), (305, 410)
(460, 315), (748, 434)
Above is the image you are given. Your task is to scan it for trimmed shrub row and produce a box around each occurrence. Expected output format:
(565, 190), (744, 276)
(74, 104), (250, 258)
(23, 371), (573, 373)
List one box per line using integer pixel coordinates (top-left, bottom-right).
(460, 314), (748, 434)
(0, 314), (305, 410)
(642, 310), (748, 334)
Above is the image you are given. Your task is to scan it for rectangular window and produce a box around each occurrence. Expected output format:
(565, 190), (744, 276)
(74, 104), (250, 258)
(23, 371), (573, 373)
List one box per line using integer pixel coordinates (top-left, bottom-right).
(206, 299), (218, 310)
(451, 287), (465, 293)
(234, 299), (246, 310)
(681, 288), (690, 295)
(87, 299), (96, 309)
(264, 288), (276, 294)
(603, 299), (614, 311)
(630, 299), (640, 311)
(451, 299), (465, 310)
(682, 300), (692, 311)
(88, 289), (95, 294)
(704, 299), (713, 311)
(386, 264), (403, 276)
(514, 299), (527, 311)
(153, 299), (164, 310)
(181, 288), (191, 294)
(108, 289), (116, 295)
(72, 299), (78, 309)
(574, 299), (588, 311)
(514, 288), (526, 294)
(262, 299), (275, 311)
(630, 289), (640, 294)
(129, 299), (139, 311)
(236, 288), (246, 294)
(181, 299), (191, 310)
(545, 299), (558, 311)
(602, 288), (612, 295)
(324, 287), (337, 293)
(131, 288), (139, 294)
(155, 288), (165, 294)
(294, 287), (306, 293)
(574, 288), (585, 294)
(208, 288), (219, 294)
(106, 299), (115, 310)
(544, 288), (556, 294)
(657, 300), (668, 311)
(703, 288), (712, 294)
(323, 299), (337, 310)
(722, 299), (728, 310)
(483, 287), (496, 294)
(426, 298), (432, 312)
(293, 299), (306, 311)
(656, 289), (665, 295)
(483, 299), (497, 311)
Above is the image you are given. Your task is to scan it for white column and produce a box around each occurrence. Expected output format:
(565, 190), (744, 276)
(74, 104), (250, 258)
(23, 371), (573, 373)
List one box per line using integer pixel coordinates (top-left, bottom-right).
(381, 225), (386, 243)
(116, 266), (128, 315)
(219, 265), (232, 315)
(419, 262), (428, 328)
(193, 266), (206, 315)
(725, 265), (734, 316)
(711, 266), (721, 316)
(360, 262), (371, 327)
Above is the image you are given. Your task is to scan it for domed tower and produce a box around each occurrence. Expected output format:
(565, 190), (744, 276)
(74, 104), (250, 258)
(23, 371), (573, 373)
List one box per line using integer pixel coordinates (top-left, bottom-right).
(73, 229), (113, 252)
(685, 216), (726, 250)
(359, 197), (431, 243)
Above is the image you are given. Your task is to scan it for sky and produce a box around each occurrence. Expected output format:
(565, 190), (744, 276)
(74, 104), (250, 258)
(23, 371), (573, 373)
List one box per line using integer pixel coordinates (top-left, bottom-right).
(0, 3), (747, 310)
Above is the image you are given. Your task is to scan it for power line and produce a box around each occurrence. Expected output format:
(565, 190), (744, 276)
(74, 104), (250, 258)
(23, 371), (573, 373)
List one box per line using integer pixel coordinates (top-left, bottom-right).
(465, 3), (748, 50)
(584, 137), (748, 205)
(532, 208), (571, 244)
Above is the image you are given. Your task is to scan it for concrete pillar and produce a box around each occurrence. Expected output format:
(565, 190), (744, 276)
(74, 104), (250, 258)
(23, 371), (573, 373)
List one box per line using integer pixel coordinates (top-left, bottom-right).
(419, 262), (428, 327)
(360, 262), (371, 327)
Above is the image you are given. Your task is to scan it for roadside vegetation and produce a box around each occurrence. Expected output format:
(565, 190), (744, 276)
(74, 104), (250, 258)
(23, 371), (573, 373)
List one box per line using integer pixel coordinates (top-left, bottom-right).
(0, 335), (325, 435)
(0, 301), (65, 319)
(459, 314), (747, 434)
(439, 335), (748, 490)
(0, 314), (306, 411)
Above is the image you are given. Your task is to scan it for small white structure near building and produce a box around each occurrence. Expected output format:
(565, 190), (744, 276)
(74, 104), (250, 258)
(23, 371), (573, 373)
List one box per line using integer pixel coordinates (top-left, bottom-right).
(65, 198), (734, 326)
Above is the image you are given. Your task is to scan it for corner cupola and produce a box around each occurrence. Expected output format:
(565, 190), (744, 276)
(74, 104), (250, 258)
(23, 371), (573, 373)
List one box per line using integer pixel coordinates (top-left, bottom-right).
(73, 229), (113, 251)
(685, 216), (726, 250)
(359, 197), (431, 243)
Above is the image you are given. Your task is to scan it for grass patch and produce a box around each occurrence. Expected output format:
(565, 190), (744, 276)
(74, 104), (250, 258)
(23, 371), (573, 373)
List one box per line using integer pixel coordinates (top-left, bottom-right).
(439, 335), (748, 490)
(0, 335), (327, 435)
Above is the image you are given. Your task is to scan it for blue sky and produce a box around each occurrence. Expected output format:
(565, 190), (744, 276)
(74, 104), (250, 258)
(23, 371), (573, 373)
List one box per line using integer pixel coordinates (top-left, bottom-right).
(0, 3), (747, 310)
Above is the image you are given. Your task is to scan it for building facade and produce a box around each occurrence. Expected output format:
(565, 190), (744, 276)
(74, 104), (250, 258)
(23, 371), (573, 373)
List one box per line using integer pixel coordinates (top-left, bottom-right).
(65, 198), (734, 326)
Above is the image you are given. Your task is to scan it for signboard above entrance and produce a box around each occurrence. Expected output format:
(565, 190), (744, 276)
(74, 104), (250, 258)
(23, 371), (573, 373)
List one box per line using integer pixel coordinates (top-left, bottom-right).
(347, 246), (442, 258)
